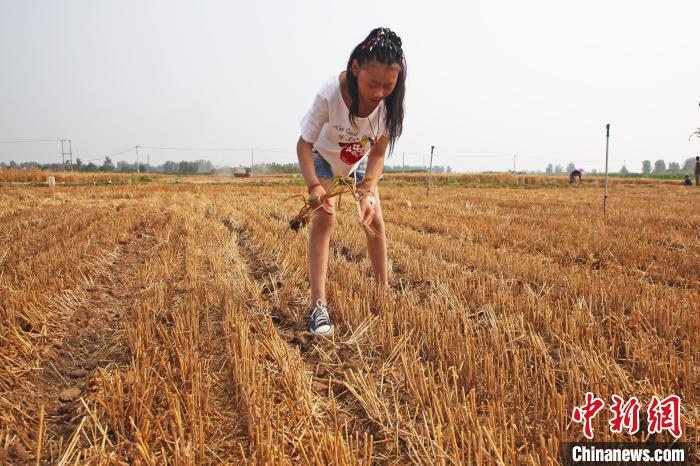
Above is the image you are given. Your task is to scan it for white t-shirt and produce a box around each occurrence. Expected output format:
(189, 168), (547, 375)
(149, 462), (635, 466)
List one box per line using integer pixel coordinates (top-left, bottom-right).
(300, 75), (387, 176)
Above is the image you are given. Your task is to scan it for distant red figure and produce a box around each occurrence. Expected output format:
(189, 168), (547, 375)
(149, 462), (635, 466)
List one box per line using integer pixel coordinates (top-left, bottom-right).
(647, 395), (682, 438)
(609, 395), (641, 435)
(572, 392), (605, 439)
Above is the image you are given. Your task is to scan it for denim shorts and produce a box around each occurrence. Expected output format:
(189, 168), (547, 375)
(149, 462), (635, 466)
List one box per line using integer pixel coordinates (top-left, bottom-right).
(313, 149), (365, 183)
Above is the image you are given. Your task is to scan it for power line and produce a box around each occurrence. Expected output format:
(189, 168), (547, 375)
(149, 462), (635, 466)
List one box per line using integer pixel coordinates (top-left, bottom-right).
(0, 138), (62, 143)
(254, 148), (296, 155)
(108, 146), (136, 158)
(435, 153), (513, 159)
(65, 146), (136, 163)
(139, 145), (250, 152)
(71, 146), (135, 163)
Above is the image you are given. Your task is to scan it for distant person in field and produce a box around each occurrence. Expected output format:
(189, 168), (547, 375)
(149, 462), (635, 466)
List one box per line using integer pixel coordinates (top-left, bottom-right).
(695, 156), (700, 186)
(296, 27), (405, 336)
(569, 168), (583, 183)
(682, 175), (692, 187)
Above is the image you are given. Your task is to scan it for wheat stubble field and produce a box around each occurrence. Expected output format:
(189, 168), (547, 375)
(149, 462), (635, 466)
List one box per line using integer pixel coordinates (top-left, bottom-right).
(0, 176), (698, 464)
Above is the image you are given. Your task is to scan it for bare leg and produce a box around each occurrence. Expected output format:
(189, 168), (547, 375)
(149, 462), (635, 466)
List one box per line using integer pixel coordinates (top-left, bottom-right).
(365, 186), (389, 289)
(308, 178), (337, 304)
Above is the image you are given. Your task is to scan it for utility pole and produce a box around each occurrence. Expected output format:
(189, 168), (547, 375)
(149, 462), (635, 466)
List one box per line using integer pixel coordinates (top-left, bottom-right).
(402, 152), (405, 174)
(147, 153), (150, 174)
(61, 139), (72, 171)
(513, 154), (516, 173)
(135, 145), (140, 174)
(59, 139), (73, 171)
(426, 145), (435, 197)
(604, 124), (610, 216)
(250, 148), (254, 175)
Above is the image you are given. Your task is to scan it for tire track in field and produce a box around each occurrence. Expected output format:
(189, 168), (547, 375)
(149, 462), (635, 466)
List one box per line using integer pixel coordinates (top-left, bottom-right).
(22, 214), (166, 463)
(226, 218), (375, 431)
(228, 219), (313, 350)
(306, 222), (513, 457)
(228, 214), (434, 461)
(228, 216), (367, 363)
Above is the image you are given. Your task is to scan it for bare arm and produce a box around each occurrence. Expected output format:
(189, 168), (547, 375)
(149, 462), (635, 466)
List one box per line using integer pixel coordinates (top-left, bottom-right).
(297, 136), (321, 190)
(356, 136), (389, 226)
(297, 136), (333, 215)
(358, 135), (389, 192)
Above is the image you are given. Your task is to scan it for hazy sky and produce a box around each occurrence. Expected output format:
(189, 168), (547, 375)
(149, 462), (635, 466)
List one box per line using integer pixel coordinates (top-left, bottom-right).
(1, 0), (698, 172)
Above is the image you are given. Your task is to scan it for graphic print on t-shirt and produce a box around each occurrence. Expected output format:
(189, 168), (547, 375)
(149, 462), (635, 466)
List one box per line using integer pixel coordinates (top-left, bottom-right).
(339, 135), (374, 165)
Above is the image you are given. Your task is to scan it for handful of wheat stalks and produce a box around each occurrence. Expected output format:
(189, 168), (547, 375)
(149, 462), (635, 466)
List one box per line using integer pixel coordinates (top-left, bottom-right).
(288, 175), (377, 236)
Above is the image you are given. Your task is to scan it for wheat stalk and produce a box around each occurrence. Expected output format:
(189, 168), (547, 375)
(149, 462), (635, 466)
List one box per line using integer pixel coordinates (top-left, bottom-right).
(288, 175), (377, 236)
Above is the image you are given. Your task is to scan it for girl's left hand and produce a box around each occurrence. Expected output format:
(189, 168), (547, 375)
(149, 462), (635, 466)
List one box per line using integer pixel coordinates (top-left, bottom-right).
(358, 197), (375, 226)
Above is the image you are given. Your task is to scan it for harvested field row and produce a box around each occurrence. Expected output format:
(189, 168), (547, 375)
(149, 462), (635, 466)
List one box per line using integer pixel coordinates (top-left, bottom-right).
(0, 182), (697, 464)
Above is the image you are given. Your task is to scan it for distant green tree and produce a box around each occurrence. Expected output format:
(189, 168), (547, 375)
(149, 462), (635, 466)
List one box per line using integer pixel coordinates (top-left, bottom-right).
(653, 159), (666, 173)
(101, 157), (114, 172)
(642, 160), (652, 174)
(178, 161), (193, 173)
(160, 161), (179, 173)
(682, 158), (695, 171)
(117, 161), (133, 172)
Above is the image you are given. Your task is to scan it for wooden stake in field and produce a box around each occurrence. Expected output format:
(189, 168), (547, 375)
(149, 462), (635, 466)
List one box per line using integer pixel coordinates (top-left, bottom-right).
(427, 145), (435, 197)
(604, 124), (610, 215)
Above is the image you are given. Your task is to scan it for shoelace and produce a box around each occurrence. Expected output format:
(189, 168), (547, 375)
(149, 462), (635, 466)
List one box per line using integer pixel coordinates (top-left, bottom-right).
(310, 299), (330, 327)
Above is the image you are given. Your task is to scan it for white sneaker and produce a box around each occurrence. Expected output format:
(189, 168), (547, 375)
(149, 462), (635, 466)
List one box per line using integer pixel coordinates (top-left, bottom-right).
(309, 299), (334, 336)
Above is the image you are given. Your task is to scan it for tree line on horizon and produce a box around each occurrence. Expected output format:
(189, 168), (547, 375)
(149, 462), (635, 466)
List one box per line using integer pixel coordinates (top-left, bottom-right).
(1, 156), (695, 176)
(0, 158), (454, 175)
(545, 158), (697, 175)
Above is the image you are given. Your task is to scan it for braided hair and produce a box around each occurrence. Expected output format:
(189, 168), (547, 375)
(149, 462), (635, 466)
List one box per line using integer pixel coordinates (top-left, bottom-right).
(346, 27), (406, 156)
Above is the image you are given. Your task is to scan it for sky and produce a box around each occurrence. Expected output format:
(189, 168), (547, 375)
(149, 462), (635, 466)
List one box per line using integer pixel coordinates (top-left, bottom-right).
(1, 0), (699, 173)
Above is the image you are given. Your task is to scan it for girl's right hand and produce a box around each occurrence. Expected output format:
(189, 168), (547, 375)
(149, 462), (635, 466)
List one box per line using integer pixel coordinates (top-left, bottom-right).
(309, 184), (334, 215)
